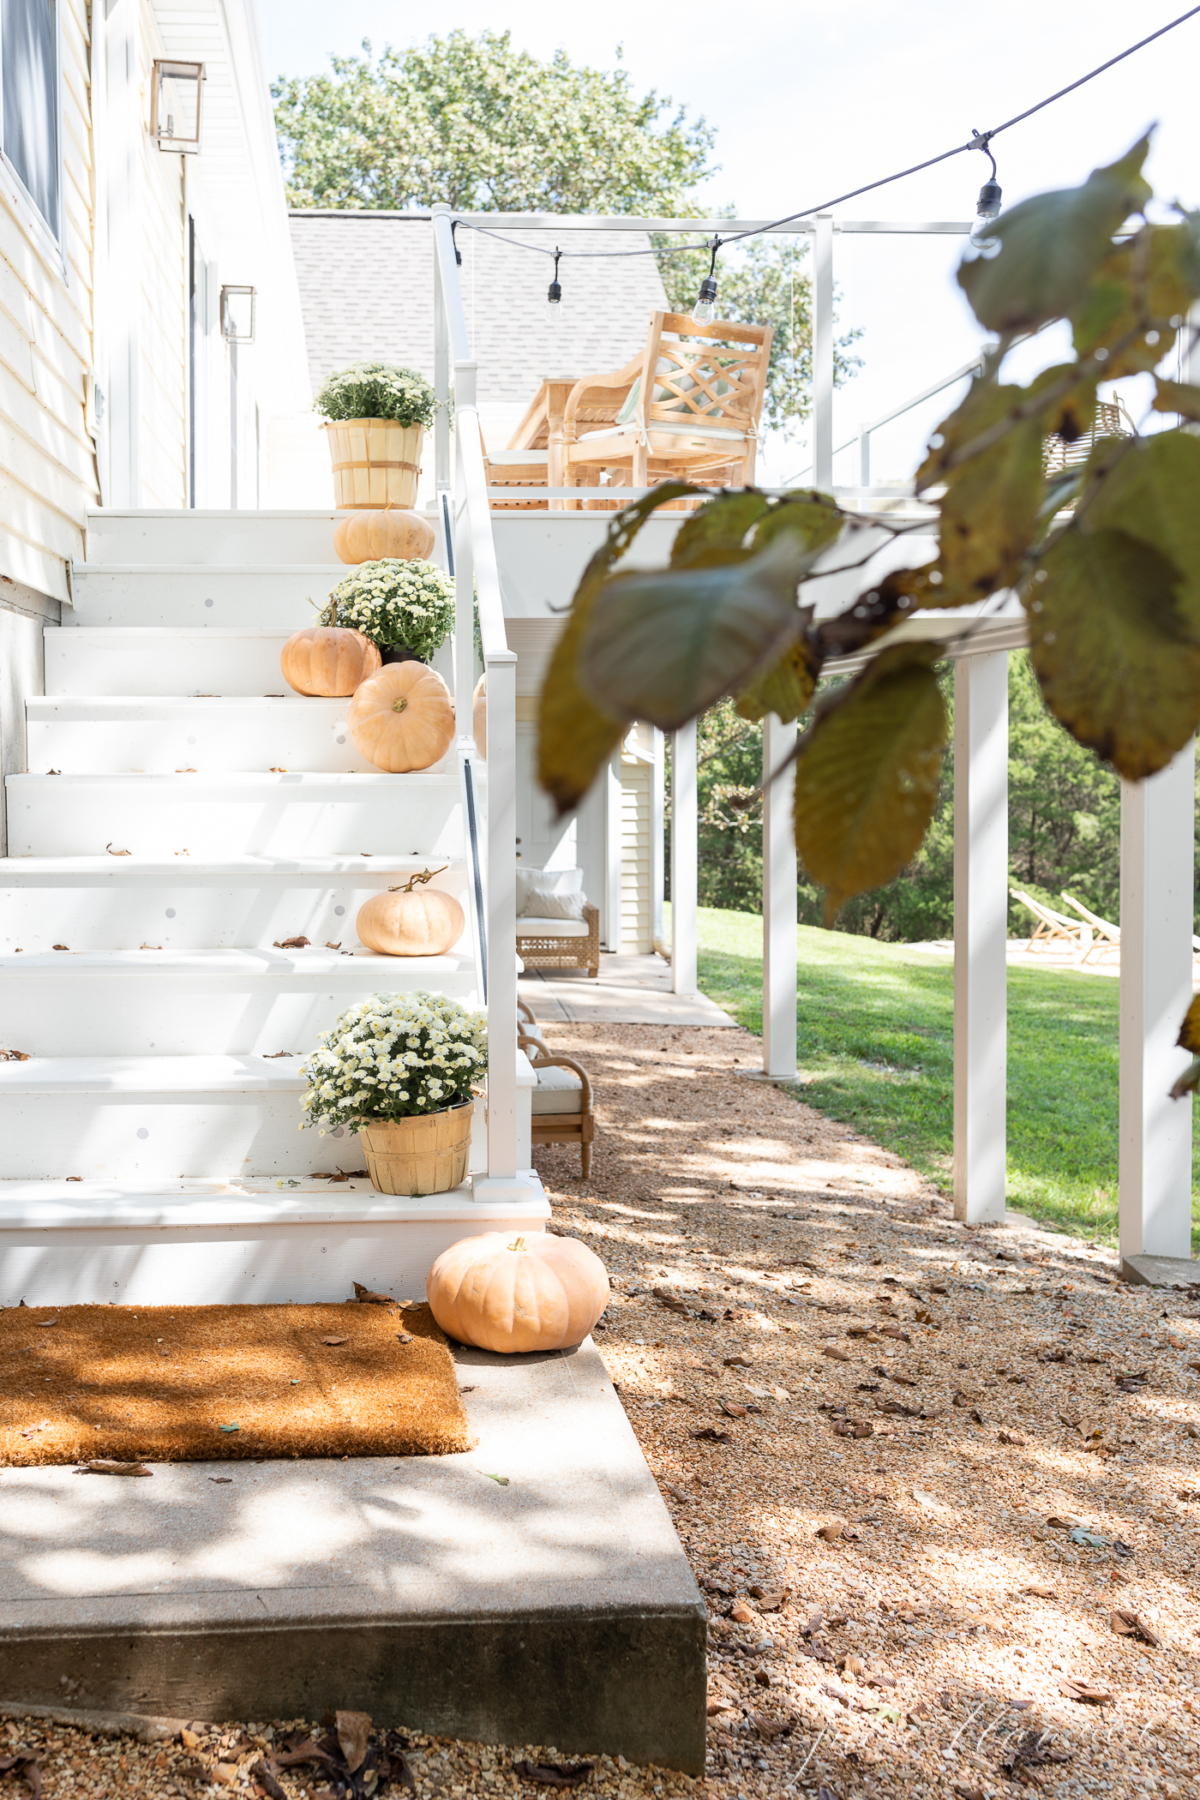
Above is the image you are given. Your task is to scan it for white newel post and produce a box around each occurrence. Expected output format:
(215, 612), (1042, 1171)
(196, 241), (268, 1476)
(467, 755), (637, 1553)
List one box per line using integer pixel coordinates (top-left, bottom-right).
(432, 207), (452, 496)
(485, 650), (519, 1180)
(651, 727), (666, 952)
(762, 714), (798, 1078)
(952, 652), (1008, 1223)
(671, 720), (698, 996)
(1119, 742), (1195, 1264)
(452, 363), (479, 741)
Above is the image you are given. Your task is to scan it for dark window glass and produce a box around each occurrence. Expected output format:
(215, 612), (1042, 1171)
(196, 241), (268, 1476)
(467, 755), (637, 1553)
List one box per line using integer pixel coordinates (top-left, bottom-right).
(3, 0), (58, 235)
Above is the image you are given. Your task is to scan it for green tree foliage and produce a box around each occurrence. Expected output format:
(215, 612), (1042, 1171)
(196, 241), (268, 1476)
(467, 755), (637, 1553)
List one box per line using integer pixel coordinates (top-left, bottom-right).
(272, 31), (714, 213)
(658, 233), (862, 435)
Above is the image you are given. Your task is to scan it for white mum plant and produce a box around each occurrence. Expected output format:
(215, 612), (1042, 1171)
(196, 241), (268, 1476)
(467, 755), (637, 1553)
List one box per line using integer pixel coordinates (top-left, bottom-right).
(318, 558), (455, 657)
(300, 991), (487, 1133)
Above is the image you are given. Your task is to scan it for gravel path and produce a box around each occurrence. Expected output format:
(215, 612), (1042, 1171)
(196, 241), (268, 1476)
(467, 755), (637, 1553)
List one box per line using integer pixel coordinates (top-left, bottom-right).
(5, 1019), (1198, 1800)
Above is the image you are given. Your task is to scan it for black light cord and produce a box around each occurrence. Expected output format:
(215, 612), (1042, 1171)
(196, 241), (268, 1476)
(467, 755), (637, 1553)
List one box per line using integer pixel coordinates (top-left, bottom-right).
(452, 4), (1200, 265)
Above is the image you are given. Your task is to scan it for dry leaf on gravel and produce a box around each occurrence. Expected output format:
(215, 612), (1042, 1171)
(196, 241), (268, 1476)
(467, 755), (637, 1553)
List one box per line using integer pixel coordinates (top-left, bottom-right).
(335, 1711), (371, 1774)
(1059, 1678), (1114, 1704)
(352, 1284), (395, 1306)
(321, 1336), (349, 1346)
(691, 1426), (732, 1442)
(816, 1520), (860, 1542)
(251, 1761), (287, 1800)
(749, 1586), (791, 1610)
(1111, 1609), (1162, 1647)
(0, 1754), (42, 1800)
(822, 1346), (850, 1362)
(80, 1460), (152, 1476)
(720, 1399), (748, 1417)
(724, 1355), (754, 1368)
(1024, 1583), (1056, 1598)
(512, 1761), (596, 1789)
(749, 1712), (795, 1741)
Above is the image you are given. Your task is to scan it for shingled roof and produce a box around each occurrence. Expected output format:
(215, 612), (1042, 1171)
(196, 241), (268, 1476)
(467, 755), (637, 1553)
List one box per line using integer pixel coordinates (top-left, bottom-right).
(289, 211), (669, 408)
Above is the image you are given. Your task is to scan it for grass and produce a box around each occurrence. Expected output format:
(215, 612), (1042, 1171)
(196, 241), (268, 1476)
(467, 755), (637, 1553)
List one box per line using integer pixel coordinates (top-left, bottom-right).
(680, 904), (1200, 1249)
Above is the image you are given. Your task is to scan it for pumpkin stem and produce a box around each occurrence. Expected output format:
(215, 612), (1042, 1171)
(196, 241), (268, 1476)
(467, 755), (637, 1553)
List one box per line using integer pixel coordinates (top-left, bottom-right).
(391, 696), (409, 714)
(388, 864), (448, 895)
(507, 1236), (527, 1254)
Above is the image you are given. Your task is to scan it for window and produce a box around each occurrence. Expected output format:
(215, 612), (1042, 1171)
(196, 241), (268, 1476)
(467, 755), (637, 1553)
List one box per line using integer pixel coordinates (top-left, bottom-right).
(1, 0), (59, 237)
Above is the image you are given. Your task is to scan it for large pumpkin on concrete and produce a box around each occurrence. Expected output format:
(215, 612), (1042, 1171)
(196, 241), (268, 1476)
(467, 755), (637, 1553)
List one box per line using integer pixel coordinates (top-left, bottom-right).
(357, 869), (465, 955)
(334, 509), (435, 566)
(280, 626), (381, 697)
(347, 662), (455, 772)
(426, 1231), (609, 1353)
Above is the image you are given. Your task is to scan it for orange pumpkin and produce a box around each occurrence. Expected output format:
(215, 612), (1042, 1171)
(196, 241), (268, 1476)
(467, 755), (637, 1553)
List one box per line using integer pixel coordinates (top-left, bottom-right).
(357, 868), (465, 955)
(426, 1231), (609, 1353)
(472, 674), (486, 759)
(347, 662), (455, 772)
(334, 508), (436, 565)
(280, 626), (381, 697)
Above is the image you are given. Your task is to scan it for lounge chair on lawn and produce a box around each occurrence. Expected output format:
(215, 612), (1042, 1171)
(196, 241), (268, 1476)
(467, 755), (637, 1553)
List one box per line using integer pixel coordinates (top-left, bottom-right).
(1010, 888), (1092, 960)
(1060, 892), (1121, 965)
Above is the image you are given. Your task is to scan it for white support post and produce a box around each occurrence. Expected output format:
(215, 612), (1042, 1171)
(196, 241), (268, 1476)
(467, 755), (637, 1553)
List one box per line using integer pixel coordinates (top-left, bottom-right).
(1118, 743), (1195, 1264)
(605, 750), (623, 952)
(762, 714), (797, 1078)
(452, 362), (478, 741)
(651, 727), (666, 952)
(103, 0), (141, 506)
(484, 650), (519, 1180)
(857, 422), (870, 490)
(431, 207), (452, 495)
(952, 652), (1008, 1223)
(812, 214), (835, 491)
(671, 721), (698, 996)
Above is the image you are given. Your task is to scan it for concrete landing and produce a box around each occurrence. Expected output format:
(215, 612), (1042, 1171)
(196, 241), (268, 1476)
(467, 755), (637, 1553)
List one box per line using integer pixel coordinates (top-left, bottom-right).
(1121, 1252), (1200, 1288)
(0, 1341), (705, 1771)
(520, 953), (735, 1026)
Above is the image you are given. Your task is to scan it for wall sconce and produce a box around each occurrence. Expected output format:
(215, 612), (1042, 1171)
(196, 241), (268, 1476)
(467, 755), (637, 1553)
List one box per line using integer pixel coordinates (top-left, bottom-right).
(220, 285), (257, 343)
(151, 61), (204, 153)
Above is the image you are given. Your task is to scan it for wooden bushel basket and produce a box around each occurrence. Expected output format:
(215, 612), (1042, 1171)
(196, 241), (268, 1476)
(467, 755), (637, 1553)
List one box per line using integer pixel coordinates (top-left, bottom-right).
(324, 419), (425, 509)
(357, 1101), (474, 1195)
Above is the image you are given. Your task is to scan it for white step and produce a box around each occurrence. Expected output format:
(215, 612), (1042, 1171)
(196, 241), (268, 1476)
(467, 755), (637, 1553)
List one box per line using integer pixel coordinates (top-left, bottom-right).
(0, 1054), (449, 1179)
(67, 565), (346, 628)
(0, 947), (477, 1056)
(0, 855), (469, 951)
(46, 627), (297, 696)
(6, 770), (463, 857)
(84, 509), (346, 566)
(27, 696), (382, 773)
(0, 1175), (549, 1305)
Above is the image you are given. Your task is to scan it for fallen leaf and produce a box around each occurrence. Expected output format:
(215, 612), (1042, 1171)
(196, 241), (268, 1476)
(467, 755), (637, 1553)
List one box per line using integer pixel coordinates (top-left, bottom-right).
(52, 944), (69, 951)
(816, 1520), (847, 1542)
(208, 1476), (233, 1484)
(863, 1670), (898, 1690)
(105, 843), (131, 856)
(274, 936), (311, 949)
(483, 1472), (510, 1485)
(952, 1785), (984, 1800)
(822, 1345), (850, 1362)
(1071, 1526), (1111, 1548)
(691, 1426), (732, 1442)
(219, 1423), (240, 1434)
(1024, 1583), (1056, 1598)
(83, 1460), (152, 1476)
(335, 1711), (371, 1774)
(511, 1761), (594, 1790)
(748, 1586), (791, 1611)
(353, 1283), (395, 1306)
(325, 941), (342, 950)
(0, 1753), (43, 1800)
(0, 1048), (31, 1061)
(749, 1711), (794, 1741)
(33, 1318), (58, 1328)
(263, 1050), (294, 1058)
(998, 1429), (1027, 1445)
(730, 1601), (757, 1624)
(706, 1697), (732, 1717)
(251, 1760), (287, 1800)
(720, 1399), (748, 1418)
(877, 1324), (911, 1342)
(1111, 1608), (1162, 1647)
(724, 1354), (754, 1367)
(1059, 1678), (1114, 1704)
(321, 1336), (348, 1346)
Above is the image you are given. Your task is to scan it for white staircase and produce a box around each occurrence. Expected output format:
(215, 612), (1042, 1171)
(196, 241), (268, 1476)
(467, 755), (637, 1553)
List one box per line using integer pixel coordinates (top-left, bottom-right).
(0, 510), (546, 1305)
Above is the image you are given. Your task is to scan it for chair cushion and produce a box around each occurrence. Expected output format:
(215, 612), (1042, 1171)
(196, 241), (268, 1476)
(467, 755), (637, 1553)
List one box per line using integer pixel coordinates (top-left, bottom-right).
(531, 1063), (584, 1114)
(576, 420), (748, 447)
(515, 916), (589, 938)
(516, 865), (583, 912)
(520, 882), (585, 921)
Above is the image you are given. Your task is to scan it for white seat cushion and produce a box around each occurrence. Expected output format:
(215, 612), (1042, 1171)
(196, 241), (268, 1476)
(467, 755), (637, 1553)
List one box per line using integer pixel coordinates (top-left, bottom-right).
(531, 1063), (584, 1115)
(576, 420), (748, 446)
(516, 865), (584, 912)
(515, 916), (589, 938)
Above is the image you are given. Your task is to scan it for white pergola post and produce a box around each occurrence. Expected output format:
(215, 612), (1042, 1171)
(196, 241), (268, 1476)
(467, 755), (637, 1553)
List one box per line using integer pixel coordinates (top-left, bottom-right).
(651, 727), (666, 952)
(812, 214), (835, 491)
(952, 651), (1008, 1223)
(762, 714), (797, 1078)
(671, 721), (698, 996)
(1119, 743), (1195, 1265)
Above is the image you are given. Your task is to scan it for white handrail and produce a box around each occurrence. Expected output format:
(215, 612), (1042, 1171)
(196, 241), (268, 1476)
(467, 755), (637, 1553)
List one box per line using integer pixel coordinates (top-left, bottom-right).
(432, 205), (520, 1188)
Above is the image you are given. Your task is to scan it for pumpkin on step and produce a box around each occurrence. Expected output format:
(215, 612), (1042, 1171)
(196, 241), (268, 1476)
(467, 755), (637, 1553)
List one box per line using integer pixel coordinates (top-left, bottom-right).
(426, 1231), (609, 1353)
(334, 508), (436, 566)
(347, 661), (455, 771)
(357, 866), (465, 956)
(280, 626), (380, 697)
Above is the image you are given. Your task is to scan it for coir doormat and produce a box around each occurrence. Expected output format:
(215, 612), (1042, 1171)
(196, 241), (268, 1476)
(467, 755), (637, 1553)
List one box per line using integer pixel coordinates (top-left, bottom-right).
(0, 1299), (473, 1464)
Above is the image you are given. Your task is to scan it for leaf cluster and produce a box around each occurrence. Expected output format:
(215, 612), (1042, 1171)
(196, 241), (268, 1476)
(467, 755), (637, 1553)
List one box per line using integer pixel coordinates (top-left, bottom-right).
(539, 134), (1200, 952)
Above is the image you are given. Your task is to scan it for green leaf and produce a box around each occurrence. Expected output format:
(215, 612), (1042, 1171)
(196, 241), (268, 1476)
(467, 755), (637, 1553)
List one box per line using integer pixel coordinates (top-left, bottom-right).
(1083, 432), (1200, 631)
(1152, 377), (1200, 423)
(1071, 220), (1200, 378)
(578, 528), (819, 732)
(1168, 1056), (1200, 1102)
(668, 490), (773, 569)
(1177, 995), (1200, 1055)
(735, 640), (818, 723)
(959, 136), (1152, 334)
(536, 483), (697, 816)
(1026, 528), (1200, 780)
(792, 643), (947, 924)
(749, 489), (845, 557)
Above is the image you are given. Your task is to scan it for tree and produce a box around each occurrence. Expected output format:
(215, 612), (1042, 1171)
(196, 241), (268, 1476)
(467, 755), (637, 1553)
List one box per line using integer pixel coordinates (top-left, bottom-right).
(272, 31), (714, 214)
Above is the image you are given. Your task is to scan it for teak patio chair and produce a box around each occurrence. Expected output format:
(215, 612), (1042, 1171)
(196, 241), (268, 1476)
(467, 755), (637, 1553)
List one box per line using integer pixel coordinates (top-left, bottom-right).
(1010, 888), (1093, 959)
(561, 311), (773, 501)
(1060, 892), (1122, 964)
(517, 999), (595, 1177)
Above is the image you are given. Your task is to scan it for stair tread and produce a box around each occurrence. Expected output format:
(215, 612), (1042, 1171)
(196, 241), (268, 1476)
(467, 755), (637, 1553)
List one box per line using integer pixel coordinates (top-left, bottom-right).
(0, 1175), (545, 1229)
(0, 1053), (318, 1090)
(0, 946), (472, 973)
(0, 854), (462, 878)
(7, 769), (455, 787)
(28, 696), (347, 714)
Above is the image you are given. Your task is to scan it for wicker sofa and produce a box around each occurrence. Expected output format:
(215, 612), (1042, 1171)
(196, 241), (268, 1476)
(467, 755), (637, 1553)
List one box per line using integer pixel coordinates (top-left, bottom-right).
(514, 865), (600, 977)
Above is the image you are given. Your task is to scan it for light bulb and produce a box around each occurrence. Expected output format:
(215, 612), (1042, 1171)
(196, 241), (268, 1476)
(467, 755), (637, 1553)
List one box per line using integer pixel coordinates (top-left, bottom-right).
(545, 278), (564, 324)
(970, 178), (1003, 248)
(693, 274), (719, 325)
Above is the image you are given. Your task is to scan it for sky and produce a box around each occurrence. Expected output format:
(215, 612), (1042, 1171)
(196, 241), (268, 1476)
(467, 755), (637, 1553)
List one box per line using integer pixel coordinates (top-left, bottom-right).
(258, 0), (1200, 483)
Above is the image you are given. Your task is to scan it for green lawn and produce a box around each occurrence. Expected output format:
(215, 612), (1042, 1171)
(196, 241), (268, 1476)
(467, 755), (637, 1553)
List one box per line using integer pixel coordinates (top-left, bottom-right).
(680, 904), (1200, 1249)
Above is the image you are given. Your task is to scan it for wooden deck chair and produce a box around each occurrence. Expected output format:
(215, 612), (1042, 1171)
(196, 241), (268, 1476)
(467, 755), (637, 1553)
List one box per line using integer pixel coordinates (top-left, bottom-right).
(1060, 892), (1121, 964)
(517, 1001), (595, 1177)
(1010, 888), (1092, 958)
(562, 311), (773, 500)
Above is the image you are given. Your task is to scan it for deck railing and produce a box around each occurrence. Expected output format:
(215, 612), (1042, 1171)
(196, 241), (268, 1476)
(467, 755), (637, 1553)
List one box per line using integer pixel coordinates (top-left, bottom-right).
(432, 205), (520, 1186)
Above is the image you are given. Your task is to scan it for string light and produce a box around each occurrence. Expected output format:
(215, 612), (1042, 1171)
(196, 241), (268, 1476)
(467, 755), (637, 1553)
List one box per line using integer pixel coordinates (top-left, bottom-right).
(968, 131), (1003, 248)
(693, 237), (721, 324)
(545, 247), (564, 324)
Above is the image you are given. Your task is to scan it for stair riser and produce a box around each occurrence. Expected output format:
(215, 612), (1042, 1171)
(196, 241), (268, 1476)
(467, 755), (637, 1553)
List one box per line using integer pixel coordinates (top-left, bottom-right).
(68, 569), (344, 628)
(0, 879), (468, 952)
(46, 630), (291, 697)
(28, 708), (377, 774)
(84, 511), (347, 567)
(0, 967), (478, 1056)
(0, 1091), (470, 1179)
(6, 779), (463, 857)
(0, 1209), (540, 1306)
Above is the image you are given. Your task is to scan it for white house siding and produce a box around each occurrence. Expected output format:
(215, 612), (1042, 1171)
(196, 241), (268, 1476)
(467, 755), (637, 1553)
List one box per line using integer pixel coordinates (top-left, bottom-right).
(133, 0), (185, 507)
(620, 726), (653, 955)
